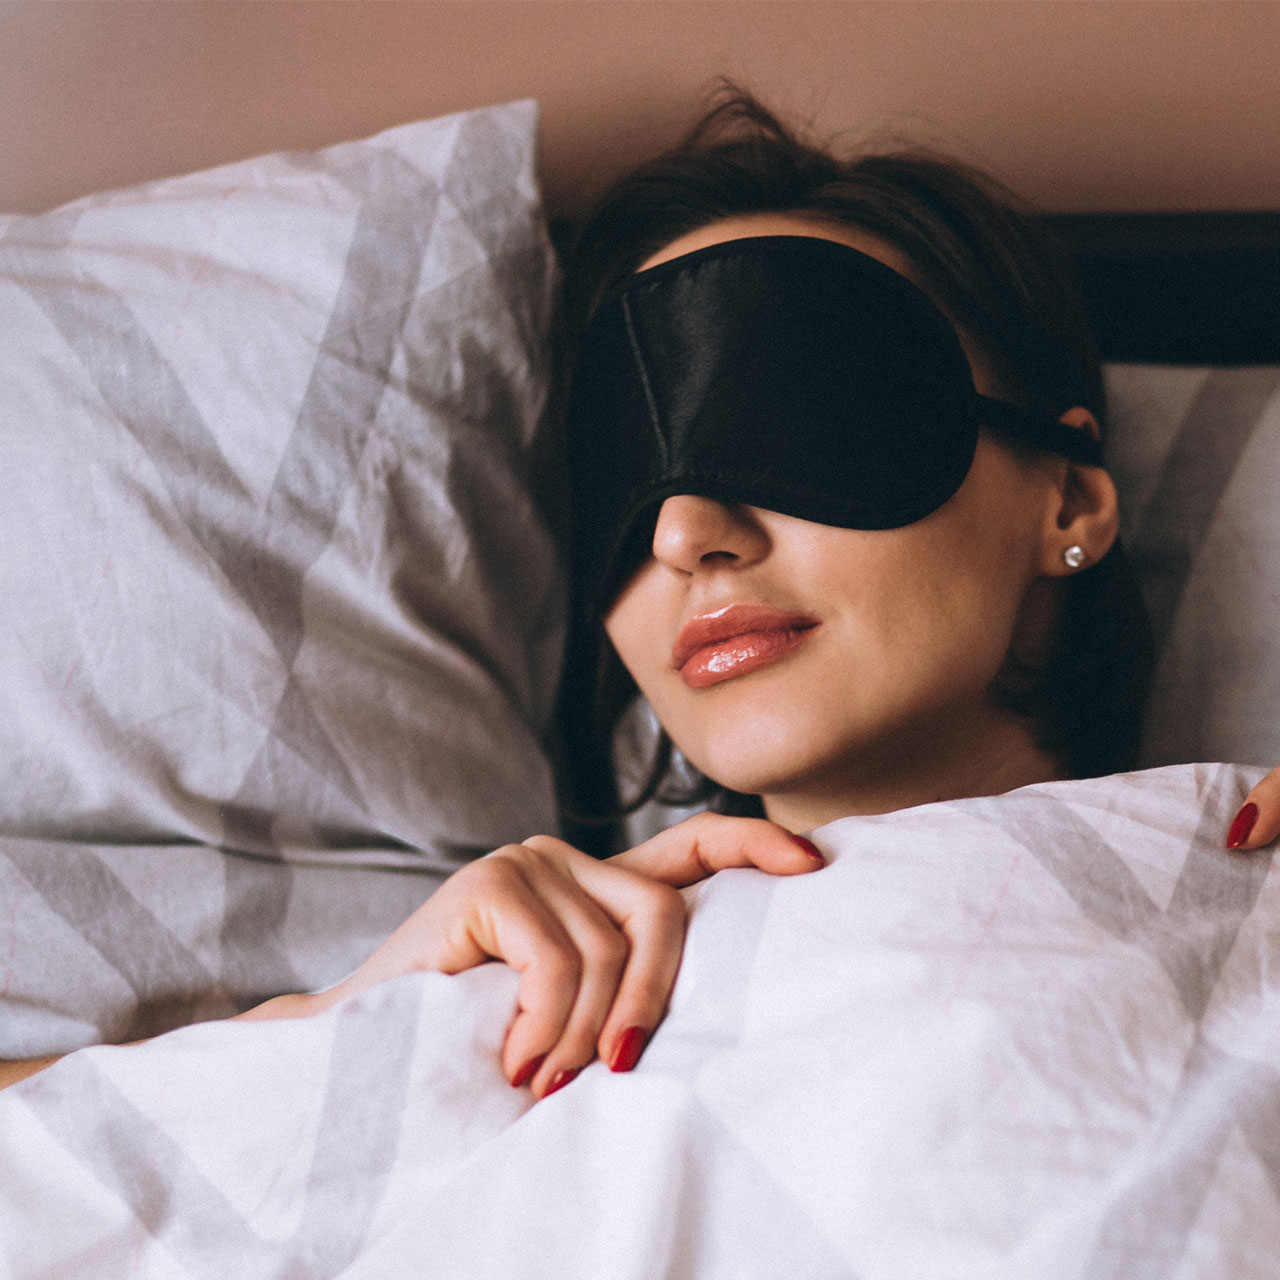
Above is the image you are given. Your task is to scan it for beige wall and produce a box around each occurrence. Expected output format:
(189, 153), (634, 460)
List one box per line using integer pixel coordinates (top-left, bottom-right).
(2, 1), (1278, 218)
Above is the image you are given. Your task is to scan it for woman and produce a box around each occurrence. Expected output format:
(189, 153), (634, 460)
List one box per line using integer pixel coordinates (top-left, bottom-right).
(3, 92), (1277, 1094)
(266, 91), (1279, 1102)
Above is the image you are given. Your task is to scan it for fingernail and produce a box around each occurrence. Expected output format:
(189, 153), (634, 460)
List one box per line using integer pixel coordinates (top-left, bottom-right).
(609, 1025), (648, 1073)
(1227, 802), (1259, 850)
(790, 834), (825, 863)
(511, 1053), (546, 1089)
(543, 1067), (579, 1098)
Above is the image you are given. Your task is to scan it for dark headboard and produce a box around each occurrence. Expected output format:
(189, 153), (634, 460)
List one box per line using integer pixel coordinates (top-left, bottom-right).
(553, 213), (1280, 367)
(1047, 213), (1280, 366)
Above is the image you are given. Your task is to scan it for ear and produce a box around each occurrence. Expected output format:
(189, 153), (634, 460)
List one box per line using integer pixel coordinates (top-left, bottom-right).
(1036, 407), (1121, 577)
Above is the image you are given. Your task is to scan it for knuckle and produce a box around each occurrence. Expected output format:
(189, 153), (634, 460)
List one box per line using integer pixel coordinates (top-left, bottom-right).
(521, 834), (574, 859)
(535, 943), (582, 988)
(490, 841), (531, 857)
(481, 844), (533, 875)
(638, 882), (685, 925)
(486, 842), (568, 887)
(582, 925), (628, 971)
(687, 811), (722, 836)
(553, 1031), (600, 1071)
(458, 855), (520, 895)
(627, 972), (675, 1016)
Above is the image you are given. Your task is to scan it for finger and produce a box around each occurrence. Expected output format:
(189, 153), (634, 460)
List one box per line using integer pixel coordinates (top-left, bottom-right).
(607, 812), (826, 887)
(528, 842), (691, 1079)
(1227, 768), (1280, 851)
(339, 850), (563, 991)
(592, 871), (687, 1074)
(323, 855), (585, 1084)
(440, 857), (587, 1084)
(507, 873), (631, 1096)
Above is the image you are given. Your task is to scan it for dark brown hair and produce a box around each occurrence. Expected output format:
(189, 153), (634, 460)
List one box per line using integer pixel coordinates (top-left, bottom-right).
(555, 87), (1153, 852)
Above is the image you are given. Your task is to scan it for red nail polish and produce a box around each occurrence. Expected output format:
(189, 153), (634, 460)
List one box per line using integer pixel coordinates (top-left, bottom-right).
(790, 834), (825, 863)
(1227, 802), (1259, 850)
(543, 1067), (579, 1097)
(609, 1026), (648, 1073)
(511, 1054), (546, 1089)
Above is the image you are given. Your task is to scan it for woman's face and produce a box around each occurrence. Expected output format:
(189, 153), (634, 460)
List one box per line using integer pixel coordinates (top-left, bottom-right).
(602, 214), (1077, 831)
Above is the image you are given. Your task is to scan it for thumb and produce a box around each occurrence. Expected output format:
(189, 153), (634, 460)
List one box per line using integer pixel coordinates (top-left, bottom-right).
(609, 812), (825, 888)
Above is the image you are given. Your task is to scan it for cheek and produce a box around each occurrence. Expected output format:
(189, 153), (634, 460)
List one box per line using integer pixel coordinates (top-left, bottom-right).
(819, 519), (1036, 678)
(930, 543), (1043, 681)
(602, 574), (660, 683)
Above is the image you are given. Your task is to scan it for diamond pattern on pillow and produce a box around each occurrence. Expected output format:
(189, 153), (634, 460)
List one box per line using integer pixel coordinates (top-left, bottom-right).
(1105, 364), (1280, 769)
(0, 102), (562, 871)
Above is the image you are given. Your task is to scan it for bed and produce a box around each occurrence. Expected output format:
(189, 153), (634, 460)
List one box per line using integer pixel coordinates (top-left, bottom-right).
(1, 85), (1279, 1277)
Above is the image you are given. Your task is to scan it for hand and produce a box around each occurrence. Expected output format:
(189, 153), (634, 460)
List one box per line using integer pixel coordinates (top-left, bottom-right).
(312, 814), (824, 1099)
(1227, 765), (1280, 850)
(0, 1056), (61, 1090)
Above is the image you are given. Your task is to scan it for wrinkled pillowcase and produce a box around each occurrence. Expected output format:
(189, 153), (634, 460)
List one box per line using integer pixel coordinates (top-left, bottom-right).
(0, 100), (563, 873)
(1104, 363), (1280, 769)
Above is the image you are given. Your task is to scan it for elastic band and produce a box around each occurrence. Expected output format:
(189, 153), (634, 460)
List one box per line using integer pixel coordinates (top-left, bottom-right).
(976, 397), (1105, 466)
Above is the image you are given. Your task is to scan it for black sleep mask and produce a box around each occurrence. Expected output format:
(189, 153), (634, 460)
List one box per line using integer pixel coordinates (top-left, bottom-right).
(565, 235), (1104, 615)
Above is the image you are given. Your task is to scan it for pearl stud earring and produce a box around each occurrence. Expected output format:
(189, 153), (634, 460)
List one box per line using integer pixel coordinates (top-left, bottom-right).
(1062, 545), (1086, 570)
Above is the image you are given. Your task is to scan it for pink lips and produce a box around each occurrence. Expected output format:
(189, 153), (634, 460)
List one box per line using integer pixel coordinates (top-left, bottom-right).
(672, 604), (819, 689)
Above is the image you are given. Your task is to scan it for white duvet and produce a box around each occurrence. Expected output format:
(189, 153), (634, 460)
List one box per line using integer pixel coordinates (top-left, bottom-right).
(3, 762), (1278, 1279)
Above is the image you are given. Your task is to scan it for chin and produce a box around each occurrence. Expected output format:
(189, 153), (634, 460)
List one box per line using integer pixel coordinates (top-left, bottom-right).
(677, 723), (831, 800)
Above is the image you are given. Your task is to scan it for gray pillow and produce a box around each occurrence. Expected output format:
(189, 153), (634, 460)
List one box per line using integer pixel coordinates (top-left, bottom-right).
(0, 101), (563, 873)
(1104, 363), (1280, 769)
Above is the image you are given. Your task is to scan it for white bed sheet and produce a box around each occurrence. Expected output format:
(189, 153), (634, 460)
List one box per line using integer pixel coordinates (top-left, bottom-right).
(3, 763), (1277, 1279)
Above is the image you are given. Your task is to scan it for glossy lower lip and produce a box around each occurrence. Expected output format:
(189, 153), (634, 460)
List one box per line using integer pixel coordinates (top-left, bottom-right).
(673, 605), (819, 689)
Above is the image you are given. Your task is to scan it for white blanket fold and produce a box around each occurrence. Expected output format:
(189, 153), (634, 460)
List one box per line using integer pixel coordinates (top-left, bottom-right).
(3, 763), (1278, 1279)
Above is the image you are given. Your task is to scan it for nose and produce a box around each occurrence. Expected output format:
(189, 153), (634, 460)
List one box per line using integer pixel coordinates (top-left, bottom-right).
(650, 495), (771, 576)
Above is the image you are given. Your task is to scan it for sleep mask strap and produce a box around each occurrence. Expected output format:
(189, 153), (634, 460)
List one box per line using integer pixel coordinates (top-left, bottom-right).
(977, 397), (1104, 466)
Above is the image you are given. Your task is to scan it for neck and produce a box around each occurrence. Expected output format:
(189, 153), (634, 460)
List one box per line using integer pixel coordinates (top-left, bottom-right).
(758, 711), (1066, 833)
